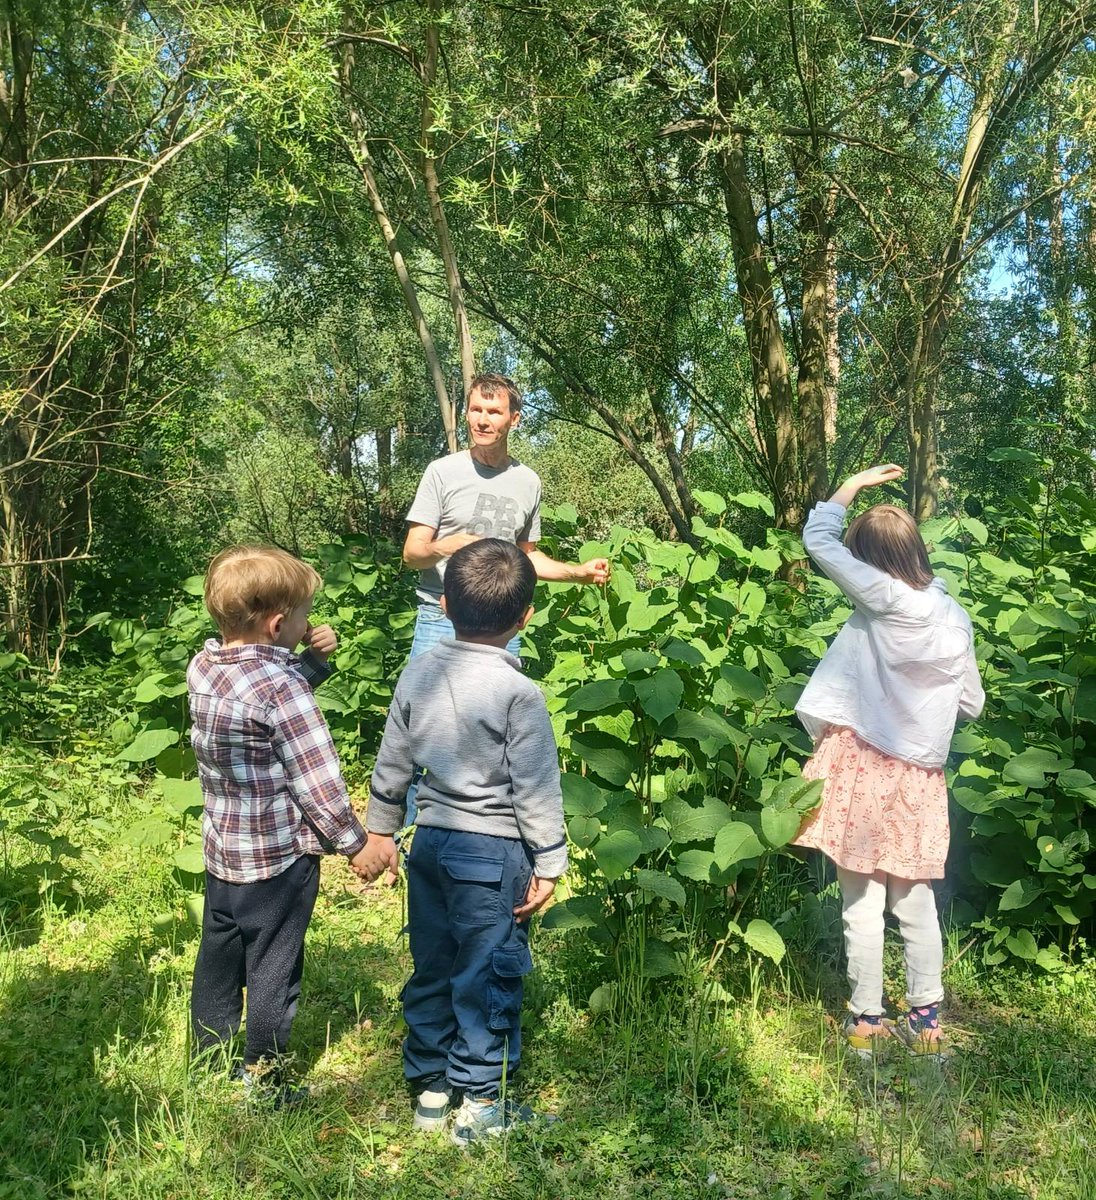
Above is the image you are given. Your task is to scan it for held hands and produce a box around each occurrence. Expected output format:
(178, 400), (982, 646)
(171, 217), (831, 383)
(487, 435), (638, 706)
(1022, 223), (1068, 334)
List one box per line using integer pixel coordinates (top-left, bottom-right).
(513, 875), (556, 922)
(350, 833), (399, 884)
(831, 464), (904, 508)
(302, 623), (338, 661)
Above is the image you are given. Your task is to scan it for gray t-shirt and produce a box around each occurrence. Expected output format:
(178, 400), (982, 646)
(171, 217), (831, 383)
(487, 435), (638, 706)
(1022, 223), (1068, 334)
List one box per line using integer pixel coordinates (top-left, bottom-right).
(406, 450), (542, 603)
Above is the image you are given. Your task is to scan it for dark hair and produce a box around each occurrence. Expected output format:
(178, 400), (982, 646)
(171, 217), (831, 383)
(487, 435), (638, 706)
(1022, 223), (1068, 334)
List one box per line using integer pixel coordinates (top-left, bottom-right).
(845, 504), (933, 589)
(444, 538), (536, 636)
(468, 372), (522, 414)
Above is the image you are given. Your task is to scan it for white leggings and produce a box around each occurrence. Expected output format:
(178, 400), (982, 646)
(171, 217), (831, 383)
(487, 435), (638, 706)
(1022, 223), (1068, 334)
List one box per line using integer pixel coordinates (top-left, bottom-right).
(837, 867), (944, 1016)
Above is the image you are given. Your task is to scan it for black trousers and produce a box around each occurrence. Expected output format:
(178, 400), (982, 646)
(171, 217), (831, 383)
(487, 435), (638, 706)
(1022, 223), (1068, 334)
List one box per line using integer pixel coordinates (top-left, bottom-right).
(191, 854), (320, 1066)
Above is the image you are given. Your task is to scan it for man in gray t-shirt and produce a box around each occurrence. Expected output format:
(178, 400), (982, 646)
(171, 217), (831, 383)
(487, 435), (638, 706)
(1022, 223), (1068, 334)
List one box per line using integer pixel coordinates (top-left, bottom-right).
(403, 373), (610, 661)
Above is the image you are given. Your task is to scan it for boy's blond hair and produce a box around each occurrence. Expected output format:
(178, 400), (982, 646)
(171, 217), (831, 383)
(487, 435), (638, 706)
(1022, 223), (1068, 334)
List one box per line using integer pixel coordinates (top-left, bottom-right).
(845, 504), (933, 590)
(204, 545), (322, 638)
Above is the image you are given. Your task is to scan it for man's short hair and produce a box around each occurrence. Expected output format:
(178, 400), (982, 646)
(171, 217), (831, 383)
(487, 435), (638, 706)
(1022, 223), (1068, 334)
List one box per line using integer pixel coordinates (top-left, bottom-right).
(203, 545), (321, 638)
(444, 539), (535, 637)
(468, 372), (522, 414)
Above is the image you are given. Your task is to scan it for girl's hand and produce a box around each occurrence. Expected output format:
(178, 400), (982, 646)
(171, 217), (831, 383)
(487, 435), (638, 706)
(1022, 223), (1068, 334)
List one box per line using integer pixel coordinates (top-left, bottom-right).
(849, 464), (904, 490)
(830, 464), (904, 507)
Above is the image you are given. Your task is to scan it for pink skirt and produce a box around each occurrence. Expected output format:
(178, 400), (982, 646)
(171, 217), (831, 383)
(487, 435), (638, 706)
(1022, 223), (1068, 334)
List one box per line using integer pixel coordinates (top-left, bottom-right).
(793, 727), (949, 880)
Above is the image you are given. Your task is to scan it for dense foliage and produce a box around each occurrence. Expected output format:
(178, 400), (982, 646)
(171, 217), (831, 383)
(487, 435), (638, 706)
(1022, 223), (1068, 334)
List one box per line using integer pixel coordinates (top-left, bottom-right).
(4, 455), (1091, 980)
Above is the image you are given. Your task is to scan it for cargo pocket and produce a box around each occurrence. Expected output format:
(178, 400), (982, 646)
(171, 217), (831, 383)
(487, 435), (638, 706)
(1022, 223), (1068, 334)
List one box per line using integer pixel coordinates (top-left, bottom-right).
(440, 851), (505, 928)
(486, 943), (533, 1032)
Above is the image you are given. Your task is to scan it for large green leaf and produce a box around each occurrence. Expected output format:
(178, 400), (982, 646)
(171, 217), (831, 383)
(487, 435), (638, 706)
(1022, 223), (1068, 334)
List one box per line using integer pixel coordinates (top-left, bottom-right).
(641, 939), (684, 977)
(713, 663), (766, 706)
(998, 878), (1043, 912)
(693, 490), (727, 515)
(541, 895), (604, 932)
(567, 678), (629, 713)
(760, 806), (802, 848)
(667, 709), (743, 750)
(592, 829), (643, 881)
(561, 773), (609, 817)
(664, 796), (734, 843)
(731, 491), (776, 518)
(173, 843), (206, 874)
(713, 822), (764, 869)
(115, 727), (180, 763)
(570, 732), (640, 786)
(120, 818), (176, 848)
(633, 668), (683, 724)
(1002, 747), (1071, 789)
(743, 918), (786, 964)
(673, 849), (716, 882)
(155, 776), (203, 817)
(767, 776), (824, 813)
(567, 815), (600, 848)
(621, 649), (659, 674)
(635, 869), (686, 907)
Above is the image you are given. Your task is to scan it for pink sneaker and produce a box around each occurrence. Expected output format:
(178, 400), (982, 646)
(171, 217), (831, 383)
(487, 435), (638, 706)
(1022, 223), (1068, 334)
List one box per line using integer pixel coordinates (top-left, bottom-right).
(892, 1004), (947, 1057)
(842, 1013), (891, 1057)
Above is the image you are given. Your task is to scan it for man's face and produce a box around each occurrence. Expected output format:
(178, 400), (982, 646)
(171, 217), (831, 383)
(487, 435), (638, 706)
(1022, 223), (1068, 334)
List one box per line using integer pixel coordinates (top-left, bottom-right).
(466, 386), (519, 450)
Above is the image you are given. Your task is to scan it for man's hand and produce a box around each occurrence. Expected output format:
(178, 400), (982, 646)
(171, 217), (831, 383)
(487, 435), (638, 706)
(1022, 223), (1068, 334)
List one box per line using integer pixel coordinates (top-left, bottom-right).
(350, 833), (399, 883)
(303, 623), (338, 660)
(513, 875), (557, 922)
(576, 557), (611, 585)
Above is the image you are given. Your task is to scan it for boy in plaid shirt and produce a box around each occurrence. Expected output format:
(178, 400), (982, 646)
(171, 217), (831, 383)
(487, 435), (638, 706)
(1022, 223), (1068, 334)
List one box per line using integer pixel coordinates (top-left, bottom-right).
(188, 545), (371, 1103)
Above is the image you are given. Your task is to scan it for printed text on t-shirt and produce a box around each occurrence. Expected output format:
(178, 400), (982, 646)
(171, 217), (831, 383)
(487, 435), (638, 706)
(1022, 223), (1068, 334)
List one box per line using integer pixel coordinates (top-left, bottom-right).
(470, 493), (521, 540)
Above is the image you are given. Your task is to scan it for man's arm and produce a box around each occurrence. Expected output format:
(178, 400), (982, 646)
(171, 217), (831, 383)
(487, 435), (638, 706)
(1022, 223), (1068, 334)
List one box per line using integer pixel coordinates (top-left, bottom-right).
(519, 543), (610, 585)
(402, 523), (481, 570)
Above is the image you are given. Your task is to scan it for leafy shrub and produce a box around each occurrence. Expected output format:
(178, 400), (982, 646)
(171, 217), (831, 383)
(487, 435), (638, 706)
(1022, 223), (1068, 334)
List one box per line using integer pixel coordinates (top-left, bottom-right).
(14, 462), (1095, 978)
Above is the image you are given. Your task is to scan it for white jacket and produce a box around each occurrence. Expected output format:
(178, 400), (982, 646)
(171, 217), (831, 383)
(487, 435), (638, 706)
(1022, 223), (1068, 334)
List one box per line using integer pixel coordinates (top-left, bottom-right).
(795, 501), (985, 769)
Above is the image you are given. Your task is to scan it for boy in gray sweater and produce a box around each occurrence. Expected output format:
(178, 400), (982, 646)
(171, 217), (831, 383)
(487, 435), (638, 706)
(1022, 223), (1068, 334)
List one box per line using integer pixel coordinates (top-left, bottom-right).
(357, 538), (568, 1144)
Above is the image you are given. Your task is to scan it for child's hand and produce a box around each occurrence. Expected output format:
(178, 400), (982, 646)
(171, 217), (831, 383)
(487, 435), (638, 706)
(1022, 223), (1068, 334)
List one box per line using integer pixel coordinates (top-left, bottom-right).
(303, 623), (338, 660)
(513, 875), (556, 922)
(831, 464), (904, 508)
(350, 833), (398, 883)
(848, 464), (904, 491)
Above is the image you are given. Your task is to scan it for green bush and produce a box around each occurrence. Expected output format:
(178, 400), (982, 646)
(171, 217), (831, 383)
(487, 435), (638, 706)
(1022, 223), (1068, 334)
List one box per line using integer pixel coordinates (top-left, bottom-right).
(16, 460), (1093, 977)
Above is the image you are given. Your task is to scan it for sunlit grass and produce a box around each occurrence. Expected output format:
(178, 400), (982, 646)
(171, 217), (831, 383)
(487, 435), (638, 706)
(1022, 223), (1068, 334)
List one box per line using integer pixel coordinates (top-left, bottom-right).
(2, 766), (1095, 1199)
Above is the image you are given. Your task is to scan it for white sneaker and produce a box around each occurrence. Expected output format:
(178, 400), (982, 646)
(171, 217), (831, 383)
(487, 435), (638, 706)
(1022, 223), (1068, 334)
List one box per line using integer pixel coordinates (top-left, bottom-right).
(412, 1087), (454, 1132)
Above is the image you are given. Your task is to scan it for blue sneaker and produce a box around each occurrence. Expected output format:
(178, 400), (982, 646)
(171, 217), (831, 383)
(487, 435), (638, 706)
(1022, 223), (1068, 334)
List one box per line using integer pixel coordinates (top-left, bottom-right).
(450, 1096), (551, 1146)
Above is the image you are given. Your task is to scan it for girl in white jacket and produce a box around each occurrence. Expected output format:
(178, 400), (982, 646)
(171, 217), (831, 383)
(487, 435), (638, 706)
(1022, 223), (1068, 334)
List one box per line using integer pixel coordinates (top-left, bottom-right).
(794, 465), (985, 1057)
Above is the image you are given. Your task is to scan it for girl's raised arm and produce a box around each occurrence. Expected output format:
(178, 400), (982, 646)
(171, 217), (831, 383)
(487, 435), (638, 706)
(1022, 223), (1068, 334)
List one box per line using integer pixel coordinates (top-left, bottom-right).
(802, 466), (908, 616)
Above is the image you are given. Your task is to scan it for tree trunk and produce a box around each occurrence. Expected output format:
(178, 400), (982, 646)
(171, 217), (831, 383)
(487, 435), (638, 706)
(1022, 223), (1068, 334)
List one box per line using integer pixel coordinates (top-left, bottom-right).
(420, 1), (476, 403)
(796, 183), (831, 505)
(716, 135), (802, 528)
(338, 42), (459, 453)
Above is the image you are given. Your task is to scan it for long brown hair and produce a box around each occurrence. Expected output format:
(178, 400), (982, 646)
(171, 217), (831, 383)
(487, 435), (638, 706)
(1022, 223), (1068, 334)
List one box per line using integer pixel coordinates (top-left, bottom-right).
(844, 504), (933, 589)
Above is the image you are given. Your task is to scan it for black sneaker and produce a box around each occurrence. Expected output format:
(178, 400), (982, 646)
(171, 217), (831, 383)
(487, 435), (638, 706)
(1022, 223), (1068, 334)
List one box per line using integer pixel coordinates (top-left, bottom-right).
(234, 1064), (310, 1111)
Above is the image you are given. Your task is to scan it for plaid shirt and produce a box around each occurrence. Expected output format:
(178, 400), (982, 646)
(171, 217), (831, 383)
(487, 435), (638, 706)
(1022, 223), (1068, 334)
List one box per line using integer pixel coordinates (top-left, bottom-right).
(187, 639), (366, 883)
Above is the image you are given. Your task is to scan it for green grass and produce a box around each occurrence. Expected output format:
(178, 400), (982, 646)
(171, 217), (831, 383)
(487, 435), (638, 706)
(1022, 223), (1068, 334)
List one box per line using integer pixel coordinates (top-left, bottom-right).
(2, 762), (1095, 1198)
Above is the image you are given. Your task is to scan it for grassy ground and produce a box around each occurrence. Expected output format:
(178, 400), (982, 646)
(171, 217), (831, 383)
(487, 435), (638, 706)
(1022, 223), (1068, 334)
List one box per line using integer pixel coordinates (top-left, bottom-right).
(2, 765), (1095, 1199)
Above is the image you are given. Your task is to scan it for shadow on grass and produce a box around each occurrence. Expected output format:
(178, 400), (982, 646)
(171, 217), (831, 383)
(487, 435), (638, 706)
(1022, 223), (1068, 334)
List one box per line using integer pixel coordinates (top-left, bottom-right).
(0, 907), (391, 1198)
(4, 868), (1095, 1200)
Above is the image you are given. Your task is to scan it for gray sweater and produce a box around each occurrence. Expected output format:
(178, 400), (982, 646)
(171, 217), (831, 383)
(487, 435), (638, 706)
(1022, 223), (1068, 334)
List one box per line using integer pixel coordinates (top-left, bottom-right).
(366, 639), (568, 878)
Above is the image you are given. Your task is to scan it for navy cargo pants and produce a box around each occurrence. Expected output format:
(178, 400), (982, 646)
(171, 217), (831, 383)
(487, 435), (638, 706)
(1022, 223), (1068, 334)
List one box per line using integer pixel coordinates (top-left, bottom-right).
(403, 826), (534, 1099)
